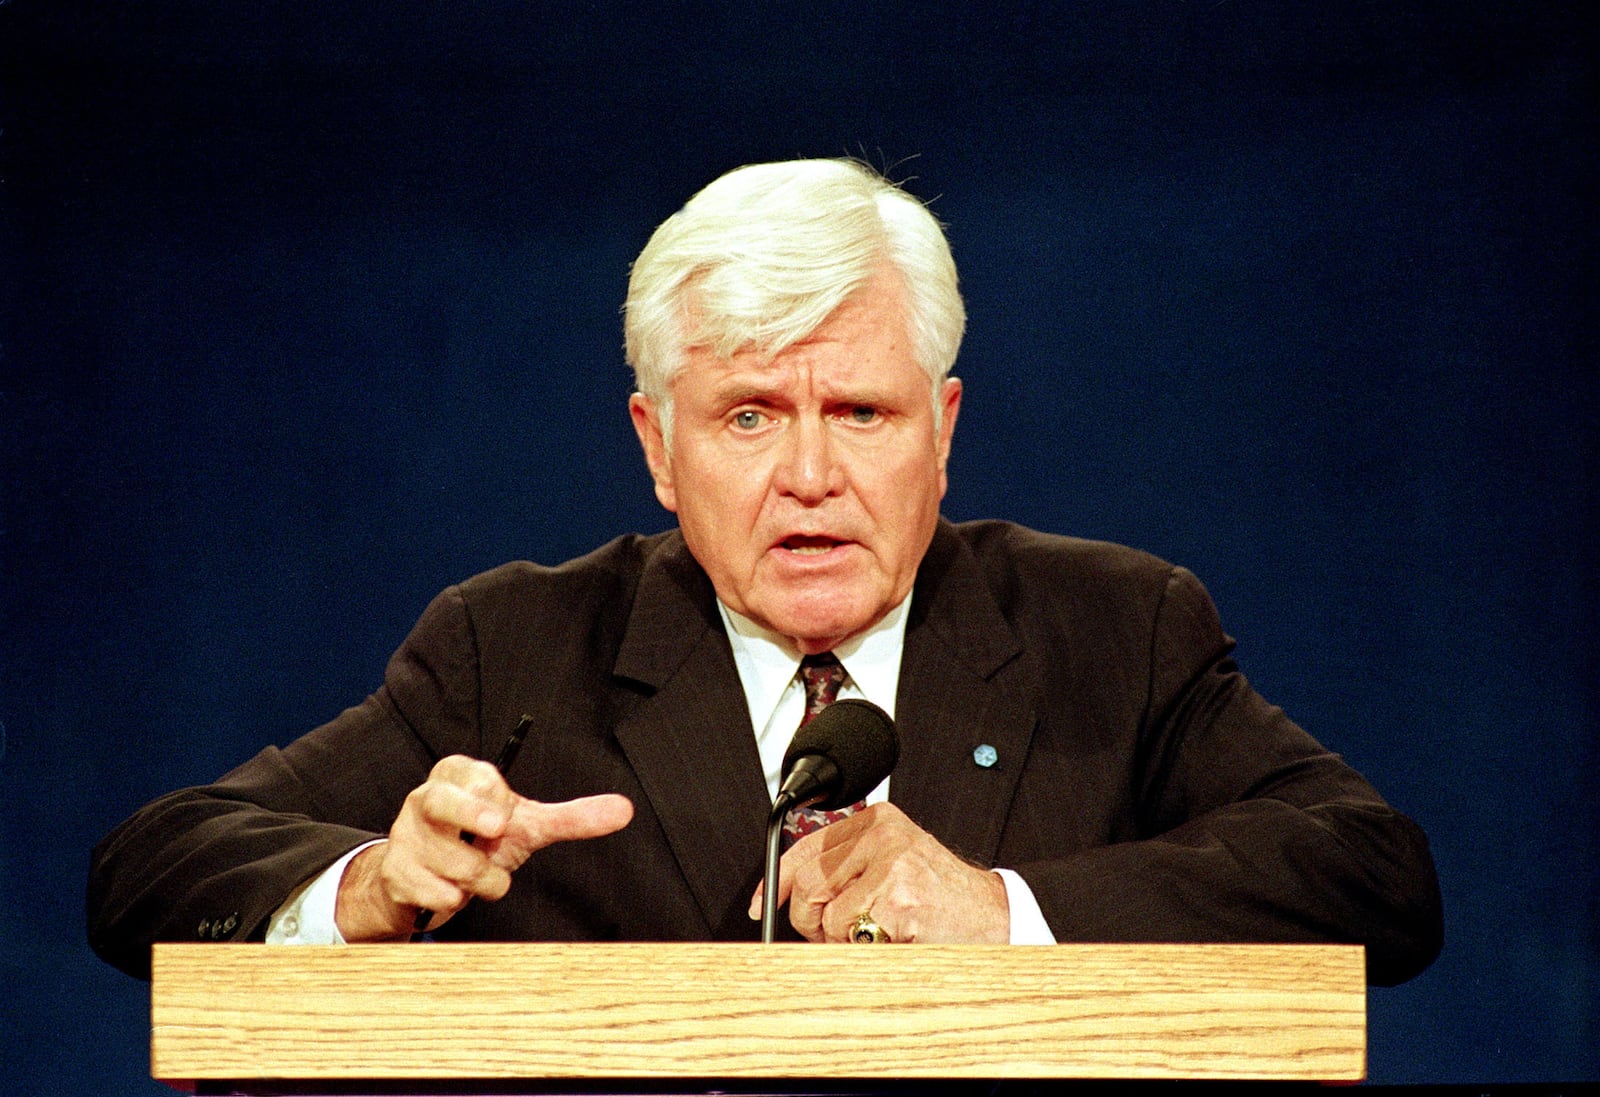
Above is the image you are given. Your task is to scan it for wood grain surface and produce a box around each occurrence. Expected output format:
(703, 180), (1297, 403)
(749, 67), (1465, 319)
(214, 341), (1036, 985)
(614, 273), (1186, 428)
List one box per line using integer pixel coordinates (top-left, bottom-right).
(150, 942), (1365, 1081)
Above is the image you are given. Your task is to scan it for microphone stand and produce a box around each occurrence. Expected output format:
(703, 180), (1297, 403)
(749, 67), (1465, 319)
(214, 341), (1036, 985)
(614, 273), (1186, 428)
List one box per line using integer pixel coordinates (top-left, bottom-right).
(762, 759), (834, 943)
(761, 802), (787, 944)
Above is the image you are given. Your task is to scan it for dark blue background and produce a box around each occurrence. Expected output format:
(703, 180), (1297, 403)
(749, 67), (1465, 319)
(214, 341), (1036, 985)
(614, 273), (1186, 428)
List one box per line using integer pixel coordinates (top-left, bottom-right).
(2, 2), (1594, 1090)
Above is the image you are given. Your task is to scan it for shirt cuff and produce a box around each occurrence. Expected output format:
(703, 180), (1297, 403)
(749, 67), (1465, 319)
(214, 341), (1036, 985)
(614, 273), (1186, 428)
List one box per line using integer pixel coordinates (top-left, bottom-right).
(265, 840), (385, 946)
(994, 868), (1057, 945)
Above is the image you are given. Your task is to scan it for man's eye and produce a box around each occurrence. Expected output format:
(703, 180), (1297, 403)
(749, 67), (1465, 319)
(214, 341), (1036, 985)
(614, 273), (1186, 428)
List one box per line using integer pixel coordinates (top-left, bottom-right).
(733, 410), (764, 430)
(849, 406), (878, 424)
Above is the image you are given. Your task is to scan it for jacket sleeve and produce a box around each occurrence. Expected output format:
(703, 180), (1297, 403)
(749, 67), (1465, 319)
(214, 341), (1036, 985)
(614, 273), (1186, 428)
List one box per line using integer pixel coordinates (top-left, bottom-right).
(86, 583), (484, 980)
(1011, 566), (1443, 986)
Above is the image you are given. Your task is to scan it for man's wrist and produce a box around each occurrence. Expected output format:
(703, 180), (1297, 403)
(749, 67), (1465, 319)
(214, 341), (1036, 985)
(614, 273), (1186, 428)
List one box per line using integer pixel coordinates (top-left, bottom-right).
(334, 842), (416, 942)
(267, 840), (384, 945)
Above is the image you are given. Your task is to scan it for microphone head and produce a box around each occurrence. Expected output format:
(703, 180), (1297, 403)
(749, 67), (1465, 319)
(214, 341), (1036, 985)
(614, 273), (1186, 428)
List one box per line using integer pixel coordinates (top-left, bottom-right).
(780, 699), (899, 811)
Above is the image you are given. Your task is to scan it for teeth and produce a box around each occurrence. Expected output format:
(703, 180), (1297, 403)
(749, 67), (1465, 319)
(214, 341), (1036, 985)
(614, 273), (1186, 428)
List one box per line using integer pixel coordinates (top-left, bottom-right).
(789, 545), (831, 555)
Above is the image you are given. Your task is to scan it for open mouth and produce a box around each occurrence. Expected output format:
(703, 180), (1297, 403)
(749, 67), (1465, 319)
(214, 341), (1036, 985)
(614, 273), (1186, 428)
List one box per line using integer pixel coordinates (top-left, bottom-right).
(780, 535), (845, 556)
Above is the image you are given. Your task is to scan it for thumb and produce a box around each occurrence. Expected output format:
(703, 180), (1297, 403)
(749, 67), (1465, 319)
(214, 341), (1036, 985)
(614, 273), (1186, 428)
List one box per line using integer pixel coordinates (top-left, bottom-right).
(524, 793), (634, 849)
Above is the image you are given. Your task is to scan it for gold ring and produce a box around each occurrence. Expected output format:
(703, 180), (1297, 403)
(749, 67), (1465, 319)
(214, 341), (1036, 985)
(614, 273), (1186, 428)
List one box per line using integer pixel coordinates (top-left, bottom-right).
(850, 910), (890, 944)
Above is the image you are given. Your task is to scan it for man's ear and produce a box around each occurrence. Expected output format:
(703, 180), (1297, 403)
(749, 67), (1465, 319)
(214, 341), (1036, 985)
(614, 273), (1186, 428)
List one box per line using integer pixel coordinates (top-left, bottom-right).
(629, 393), (678, 513)
(935, 376), (962, 496)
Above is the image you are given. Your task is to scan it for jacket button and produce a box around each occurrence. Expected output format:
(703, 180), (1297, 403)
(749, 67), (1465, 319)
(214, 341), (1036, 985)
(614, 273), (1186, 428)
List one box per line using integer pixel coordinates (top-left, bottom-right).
(197, 918), (212, 939)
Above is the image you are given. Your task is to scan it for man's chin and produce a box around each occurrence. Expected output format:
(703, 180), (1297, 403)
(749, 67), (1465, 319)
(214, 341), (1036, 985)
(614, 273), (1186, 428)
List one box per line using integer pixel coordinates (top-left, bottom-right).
(757, 603), (884, 654)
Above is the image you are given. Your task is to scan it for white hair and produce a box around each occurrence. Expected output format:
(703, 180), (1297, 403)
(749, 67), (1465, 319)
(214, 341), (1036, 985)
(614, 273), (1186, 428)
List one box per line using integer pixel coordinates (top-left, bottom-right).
(623, 158), (965, 440)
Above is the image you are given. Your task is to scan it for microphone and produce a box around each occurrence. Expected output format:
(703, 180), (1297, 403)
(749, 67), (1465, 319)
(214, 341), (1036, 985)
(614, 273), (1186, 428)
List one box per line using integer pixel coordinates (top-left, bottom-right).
(762, 699), (898, 943)
(774, 699), (899, 813)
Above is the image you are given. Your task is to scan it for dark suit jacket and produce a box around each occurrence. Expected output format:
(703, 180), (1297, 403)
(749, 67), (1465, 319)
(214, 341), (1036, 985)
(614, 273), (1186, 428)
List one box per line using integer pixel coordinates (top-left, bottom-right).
(88, 520), (1443, 983)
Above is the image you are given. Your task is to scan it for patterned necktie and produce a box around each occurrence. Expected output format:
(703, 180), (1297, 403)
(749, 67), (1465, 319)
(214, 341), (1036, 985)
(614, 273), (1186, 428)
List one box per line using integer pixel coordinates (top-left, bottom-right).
(781, 652), (864, 846)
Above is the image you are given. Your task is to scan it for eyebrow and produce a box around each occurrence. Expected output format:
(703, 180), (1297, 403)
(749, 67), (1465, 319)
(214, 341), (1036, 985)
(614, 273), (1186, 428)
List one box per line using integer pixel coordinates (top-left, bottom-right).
(700, 366), (906, 412)
(706, 380), (786, 410)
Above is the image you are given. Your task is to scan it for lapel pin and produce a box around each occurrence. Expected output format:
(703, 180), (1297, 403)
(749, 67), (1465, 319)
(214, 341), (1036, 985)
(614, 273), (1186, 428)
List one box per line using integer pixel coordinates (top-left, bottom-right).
(972, 744), (998, 768)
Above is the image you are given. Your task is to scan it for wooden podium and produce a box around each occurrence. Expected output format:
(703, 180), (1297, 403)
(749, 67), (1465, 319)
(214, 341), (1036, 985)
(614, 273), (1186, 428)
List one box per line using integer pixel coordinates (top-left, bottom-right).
(150, 941), (1366, 1094)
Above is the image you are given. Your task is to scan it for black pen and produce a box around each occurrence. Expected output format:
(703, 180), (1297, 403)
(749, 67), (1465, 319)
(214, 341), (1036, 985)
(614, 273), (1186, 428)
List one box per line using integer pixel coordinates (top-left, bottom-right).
(411, 714), (535, 937)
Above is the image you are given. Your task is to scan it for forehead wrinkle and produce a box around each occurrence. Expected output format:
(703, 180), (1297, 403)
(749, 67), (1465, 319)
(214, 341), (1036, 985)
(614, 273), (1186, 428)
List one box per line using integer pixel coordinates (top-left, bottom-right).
(694, 349), (809, 400)
(704, 358), (898, 412)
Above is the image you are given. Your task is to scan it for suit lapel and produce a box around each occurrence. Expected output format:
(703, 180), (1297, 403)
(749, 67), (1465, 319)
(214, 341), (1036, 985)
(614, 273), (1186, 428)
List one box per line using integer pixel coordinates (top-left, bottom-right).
(891, 522), (1040, 867)
(610, 535), (770, 934)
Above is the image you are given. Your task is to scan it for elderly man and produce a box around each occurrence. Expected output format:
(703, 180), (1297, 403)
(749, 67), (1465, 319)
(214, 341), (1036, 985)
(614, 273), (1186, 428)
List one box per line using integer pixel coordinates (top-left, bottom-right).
(88, 159), (1442, 984)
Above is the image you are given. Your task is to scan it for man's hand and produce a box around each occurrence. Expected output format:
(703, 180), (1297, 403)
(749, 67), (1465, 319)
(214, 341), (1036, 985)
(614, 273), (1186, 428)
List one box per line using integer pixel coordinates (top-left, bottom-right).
(335, 754), (633, 941)
(748, 803), (1010, 943)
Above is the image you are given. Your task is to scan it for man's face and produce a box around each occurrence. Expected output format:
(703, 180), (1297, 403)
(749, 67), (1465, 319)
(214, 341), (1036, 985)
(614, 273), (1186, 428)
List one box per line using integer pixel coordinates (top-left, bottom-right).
(630, 270), (961, 654)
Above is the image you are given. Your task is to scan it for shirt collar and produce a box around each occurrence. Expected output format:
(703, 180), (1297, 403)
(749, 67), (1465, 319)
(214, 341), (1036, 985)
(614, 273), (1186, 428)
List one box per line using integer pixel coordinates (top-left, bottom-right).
(717, 596), (910, 729)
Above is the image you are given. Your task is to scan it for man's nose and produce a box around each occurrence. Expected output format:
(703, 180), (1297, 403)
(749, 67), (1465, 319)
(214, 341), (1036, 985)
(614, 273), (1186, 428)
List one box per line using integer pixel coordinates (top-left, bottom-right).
(775, 416), (843, 502)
